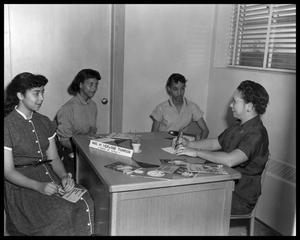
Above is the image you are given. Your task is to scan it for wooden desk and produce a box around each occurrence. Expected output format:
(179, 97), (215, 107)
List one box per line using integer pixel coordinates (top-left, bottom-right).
(73, 132), (241, 236)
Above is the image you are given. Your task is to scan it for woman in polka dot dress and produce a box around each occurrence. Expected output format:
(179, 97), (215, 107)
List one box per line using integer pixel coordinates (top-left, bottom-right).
(4, 72), (94, 236)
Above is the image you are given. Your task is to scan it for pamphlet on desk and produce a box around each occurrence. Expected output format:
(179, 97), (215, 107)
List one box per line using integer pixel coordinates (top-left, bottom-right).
(104, 157), (228, 181)
(104, 161), (174, 180)
(159, 159), (228, 178)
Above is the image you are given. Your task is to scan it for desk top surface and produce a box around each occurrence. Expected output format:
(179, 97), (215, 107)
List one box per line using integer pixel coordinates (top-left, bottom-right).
(73, 132), (241, 192)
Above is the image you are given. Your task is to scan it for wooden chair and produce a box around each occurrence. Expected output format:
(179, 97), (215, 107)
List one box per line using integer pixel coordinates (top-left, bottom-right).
(230, 156), (271, 236)
(55, 135), (76, 179)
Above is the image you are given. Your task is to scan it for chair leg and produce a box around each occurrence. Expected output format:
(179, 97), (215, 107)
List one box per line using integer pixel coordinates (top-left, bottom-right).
(249, 216), (255, 236)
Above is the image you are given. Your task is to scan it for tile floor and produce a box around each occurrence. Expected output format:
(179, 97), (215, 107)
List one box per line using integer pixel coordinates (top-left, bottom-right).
(4, 211), (281, 236)
(229, 218), (281, 236)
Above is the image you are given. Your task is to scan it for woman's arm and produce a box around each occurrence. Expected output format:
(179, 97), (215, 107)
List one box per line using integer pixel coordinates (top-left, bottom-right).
(46, 138), (74, 192)
(177, 148), (248, 167)
(4, 149), (59, 195)
(46, 137), (68, 179)
(196, 117), (209, 139)
(151, 118), (161, 132)
(186, 138), (222, 151)
(56, 107), (74, 150)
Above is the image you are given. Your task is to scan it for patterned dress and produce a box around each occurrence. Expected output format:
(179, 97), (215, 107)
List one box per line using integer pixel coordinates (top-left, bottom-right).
(4, 109), (94, 236)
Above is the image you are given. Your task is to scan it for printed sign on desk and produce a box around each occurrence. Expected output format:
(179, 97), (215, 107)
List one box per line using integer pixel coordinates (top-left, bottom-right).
(89, 139), (133, 158)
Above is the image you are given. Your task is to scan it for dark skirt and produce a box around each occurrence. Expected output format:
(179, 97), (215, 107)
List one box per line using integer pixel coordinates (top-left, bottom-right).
(4, 163), (94, 236)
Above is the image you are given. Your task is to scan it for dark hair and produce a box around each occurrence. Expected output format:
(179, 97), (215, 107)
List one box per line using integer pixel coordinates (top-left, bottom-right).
(4, 72), (48, 117)
(67, 69), (101, 95)
(166, 73), (187, 89)
(237, 80), (269, 115)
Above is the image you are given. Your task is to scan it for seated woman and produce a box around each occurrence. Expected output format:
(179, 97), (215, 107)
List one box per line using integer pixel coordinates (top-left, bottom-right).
(177, 80), (269, 215)
(150, 73), (209, 140)
(55, 69), (101, 175)
(4, 72), (94, 236)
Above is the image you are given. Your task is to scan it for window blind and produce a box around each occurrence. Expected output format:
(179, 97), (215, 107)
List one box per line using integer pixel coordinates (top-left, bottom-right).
(229, 4), (296, 71)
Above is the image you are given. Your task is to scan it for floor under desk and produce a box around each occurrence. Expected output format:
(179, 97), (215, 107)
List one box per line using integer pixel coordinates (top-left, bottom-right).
(229, 218), (282, 236)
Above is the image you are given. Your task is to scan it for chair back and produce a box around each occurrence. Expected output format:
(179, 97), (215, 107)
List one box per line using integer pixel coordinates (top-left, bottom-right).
(252, 154), (271, 213)
(230, 155), (271, 236)
(261, 154), (271, 188)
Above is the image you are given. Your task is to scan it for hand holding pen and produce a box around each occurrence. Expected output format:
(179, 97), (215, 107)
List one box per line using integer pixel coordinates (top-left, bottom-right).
(174, 131), (184, 150)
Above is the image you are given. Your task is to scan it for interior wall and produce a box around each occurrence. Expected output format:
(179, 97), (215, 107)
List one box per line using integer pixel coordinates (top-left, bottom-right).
(122, 4), (215, 132)
(208, 4), (296, 235)
(4, 5), (12, 84)
(4, 4), (112, 133)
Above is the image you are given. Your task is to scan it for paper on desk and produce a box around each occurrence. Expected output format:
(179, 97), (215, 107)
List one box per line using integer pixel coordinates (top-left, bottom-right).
(161, 146), (186, 154)
(182, 135), (195, 141)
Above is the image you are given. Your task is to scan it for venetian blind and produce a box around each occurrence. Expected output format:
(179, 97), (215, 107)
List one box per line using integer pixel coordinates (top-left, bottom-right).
(229, 4), (296, 71)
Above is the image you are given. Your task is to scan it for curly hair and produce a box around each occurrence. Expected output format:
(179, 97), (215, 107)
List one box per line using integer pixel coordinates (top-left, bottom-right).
(67, 69), (101, 95)
(166, 73), (187, 88)
(237, 80), (269, 115)
(4, 72), (48, 117)
(165, 73), (187, 96)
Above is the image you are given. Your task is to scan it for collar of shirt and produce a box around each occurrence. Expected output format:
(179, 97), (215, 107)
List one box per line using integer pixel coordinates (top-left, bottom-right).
(76, 93), (91, 105)
(14, 106), (33, 120)
(235, 115), (261, 133)
(168, 97), (188, 108)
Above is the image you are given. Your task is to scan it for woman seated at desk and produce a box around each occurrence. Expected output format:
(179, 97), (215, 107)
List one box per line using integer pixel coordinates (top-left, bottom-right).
(4, 72), (94, 235)
(150, 73), (209, 140)
(55, 68), (101, 175)
(177, 80), (269, 215)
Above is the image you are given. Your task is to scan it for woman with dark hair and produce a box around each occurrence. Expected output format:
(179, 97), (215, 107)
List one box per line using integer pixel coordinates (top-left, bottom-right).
(55, 69), (101, 175)
(4, 72), (94, 235)
(177, 80), (269, 214)
(56, 69), (101, 149)
(150, 73), (209, 140)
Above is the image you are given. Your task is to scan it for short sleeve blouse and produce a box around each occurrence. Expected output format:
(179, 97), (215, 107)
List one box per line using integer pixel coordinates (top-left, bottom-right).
(4, 109), (56, 164)
(150, 98), (204, 132)
(218, 115), (269, 206)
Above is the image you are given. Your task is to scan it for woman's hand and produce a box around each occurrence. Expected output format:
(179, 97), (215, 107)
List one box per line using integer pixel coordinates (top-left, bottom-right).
(37, 182), (60, 196)
(61, 173), (75, 192)
(195, 134), (201, 141)
(176, 148), (198, 158)
(172, 136), (190, 149)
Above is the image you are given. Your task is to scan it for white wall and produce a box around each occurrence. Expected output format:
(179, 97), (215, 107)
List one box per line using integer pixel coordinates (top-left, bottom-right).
(4, 4), (112, 133)
(4, 5), (11, 83)
(5, 4), (296, 235)
(208, 5), (296, 235)
(122, 4), (215, 132)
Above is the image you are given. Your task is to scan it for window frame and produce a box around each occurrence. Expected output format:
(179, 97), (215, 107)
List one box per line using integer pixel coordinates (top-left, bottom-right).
(228, 4), (296, 73)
